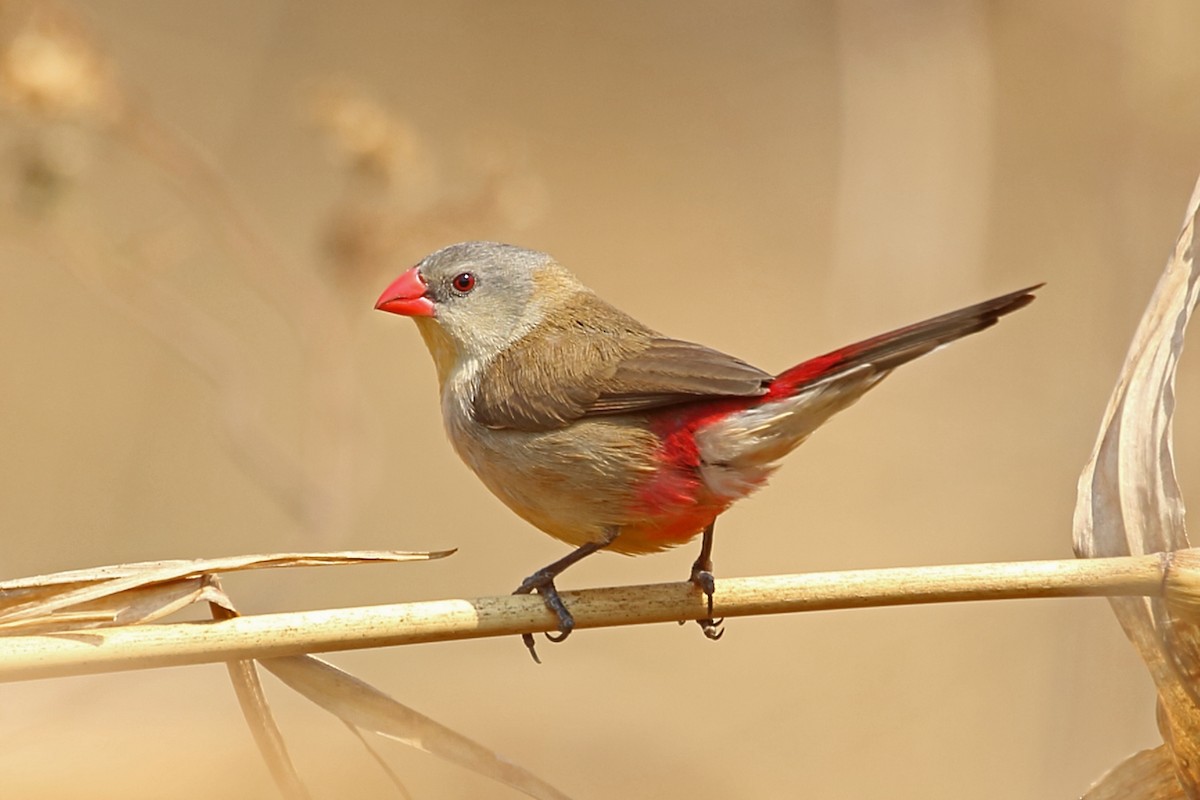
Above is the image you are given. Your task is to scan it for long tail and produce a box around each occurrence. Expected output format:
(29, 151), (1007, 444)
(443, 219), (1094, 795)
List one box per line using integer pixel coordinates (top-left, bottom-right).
(767, 284), (1042, 398)
(694, 284), (1040, 499)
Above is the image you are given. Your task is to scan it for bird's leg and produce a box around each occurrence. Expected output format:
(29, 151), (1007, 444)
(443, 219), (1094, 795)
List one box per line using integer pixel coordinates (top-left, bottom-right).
(513, 527), (619, 663)
(689, 521), (724, 640)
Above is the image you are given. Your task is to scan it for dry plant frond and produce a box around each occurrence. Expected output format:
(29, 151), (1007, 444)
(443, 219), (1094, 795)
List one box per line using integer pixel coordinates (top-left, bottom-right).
(0, 550), (453, 632)
(0, 4), (372, 542)
(1074, 174), (1200, 794)
(0, 4), (120, 122)
(0, 548), (580, 799)
(0, 5), (117, 211)
(1082, 745), (1188, 800)
(210, 589), (312, 800)
(264, 655), (573, 800)
(308, 81), (429, 189)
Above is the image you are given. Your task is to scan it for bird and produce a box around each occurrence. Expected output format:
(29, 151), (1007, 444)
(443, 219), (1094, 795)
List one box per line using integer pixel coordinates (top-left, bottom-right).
(374, 241), (1039, 661)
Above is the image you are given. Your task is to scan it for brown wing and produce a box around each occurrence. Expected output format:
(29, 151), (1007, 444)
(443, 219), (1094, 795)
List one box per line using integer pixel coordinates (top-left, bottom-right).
(473, 293), (770, 431)
(588, 338), (771, 413)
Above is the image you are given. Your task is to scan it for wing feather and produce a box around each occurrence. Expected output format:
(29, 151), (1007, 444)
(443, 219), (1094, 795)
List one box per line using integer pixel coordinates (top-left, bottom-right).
(472, 293), (769, 431)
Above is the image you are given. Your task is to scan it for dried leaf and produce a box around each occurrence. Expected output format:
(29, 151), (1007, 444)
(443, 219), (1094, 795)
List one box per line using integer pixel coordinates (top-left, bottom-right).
(0, 550), (453, 590)
(1082, 745), (1188, 800)
(263, 655), (575, 800)
(0, 575), (208, 633)
(0, 550), (453, 631)
(210, 589), (311, 800)
(342, 723), (415, 799)
(1073, 175), (1200, 795)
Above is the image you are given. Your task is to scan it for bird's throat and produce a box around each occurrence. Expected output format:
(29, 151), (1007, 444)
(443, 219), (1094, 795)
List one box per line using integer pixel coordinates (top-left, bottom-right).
(413, 317), (460, 392)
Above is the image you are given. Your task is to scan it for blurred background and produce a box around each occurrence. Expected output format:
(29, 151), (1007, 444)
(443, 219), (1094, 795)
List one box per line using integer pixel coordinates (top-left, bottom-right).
(1, 1), (1198, 797)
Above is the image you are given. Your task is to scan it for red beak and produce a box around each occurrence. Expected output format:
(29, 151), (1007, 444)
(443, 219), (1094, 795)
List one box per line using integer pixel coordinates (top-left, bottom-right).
(375, 267), (436, 317)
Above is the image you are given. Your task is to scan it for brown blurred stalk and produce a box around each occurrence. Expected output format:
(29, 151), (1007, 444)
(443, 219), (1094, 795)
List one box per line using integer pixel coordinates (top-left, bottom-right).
(1, 551), (1195, 682)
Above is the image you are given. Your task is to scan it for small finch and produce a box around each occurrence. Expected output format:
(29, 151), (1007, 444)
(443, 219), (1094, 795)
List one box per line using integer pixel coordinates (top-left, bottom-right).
(375, 242), (1038, 660)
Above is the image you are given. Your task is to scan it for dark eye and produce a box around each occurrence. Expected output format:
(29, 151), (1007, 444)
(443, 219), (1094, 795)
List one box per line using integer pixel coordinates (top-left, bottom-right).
(451, 272), (476, 293)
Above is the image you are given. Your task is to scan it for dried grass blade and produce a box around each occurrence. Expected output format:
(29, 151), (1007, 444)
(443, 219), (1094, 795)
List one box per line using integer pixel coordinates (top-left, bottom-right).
(262, 655), (575, 800)
(0, 550), (452, 626)
(0, 551), (450, 590)
(1082, 745), (1188, 800)
(342, 722), (414, 799)
(209, 583), (311, 800)
(1073, 175), (1200, 795)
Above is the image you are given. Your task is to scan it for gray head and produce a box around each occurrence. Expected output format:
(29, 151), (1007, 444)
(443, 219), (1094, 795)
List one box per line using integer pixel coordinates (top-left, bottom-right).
(376, 241), (586, 364)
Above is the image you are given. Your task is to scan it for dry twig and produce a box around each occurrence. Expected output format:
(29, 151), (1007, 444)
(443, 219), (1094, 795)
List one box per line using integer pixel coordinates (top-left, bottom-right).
(0, 552), (1194, 683)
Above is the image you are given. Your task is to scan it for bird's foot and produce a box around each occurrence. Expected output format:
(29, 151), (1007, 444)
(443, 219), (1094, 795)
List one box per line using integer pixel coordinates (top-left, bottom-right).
(688, 564), (724, 641)
(689, 565), (716, 615)
(513, 569), (575, 664)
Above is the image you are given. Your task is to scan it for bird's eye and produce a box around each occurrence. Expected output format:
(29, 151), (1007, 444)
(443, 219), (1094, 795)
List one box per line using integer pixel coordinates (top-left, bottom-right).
(451, 272), (476, 293)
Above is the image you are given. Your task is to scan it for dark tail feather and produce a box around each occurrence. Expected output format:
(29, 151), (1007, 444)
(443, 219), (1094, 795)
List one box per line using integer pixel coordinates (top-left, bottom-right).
(768, 284), (1042, 397)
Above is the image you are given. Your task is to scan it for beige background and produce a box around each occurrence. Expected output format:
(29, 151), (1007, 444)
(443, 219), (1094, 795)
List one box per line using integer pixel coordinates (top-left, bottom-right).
(2, 2), (1198, 798)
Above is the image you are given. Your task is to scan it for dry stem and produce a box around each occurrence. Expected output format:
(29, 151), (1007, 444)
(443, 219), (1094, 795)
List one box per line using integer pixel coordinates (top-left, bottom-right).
(0, 552), (1192, 683)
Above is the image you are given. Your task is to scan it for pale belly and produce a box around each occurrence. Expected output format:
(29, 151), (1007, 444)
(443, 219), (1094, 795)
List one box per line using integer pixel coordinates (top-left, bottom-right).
(446, 412), (727, 554)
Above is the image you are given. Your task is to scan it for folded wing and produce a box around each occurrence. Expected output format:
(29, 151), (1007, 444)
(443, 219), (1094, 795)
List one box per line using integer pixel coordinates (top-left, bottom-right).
(472, 292), (770, 431)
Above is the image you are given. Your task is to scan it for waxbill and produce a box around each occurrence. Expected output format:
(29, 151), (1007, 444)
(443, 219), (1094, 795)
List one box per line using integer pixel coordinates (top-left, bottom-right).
(375, 241), (1039, 660)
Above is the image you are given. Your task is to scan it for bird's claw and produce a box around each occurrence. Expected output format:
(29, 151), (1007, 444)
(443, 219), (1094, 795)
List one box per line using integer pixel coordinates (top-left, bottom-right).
(513, 572), (575, 663)
(520, 633), (542, 664)
(698, 617), (725, 640)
